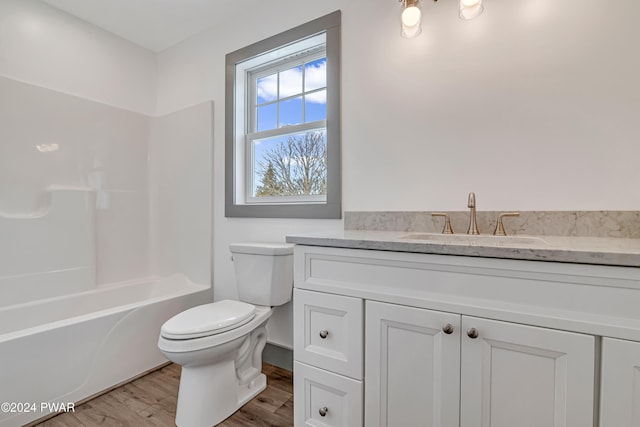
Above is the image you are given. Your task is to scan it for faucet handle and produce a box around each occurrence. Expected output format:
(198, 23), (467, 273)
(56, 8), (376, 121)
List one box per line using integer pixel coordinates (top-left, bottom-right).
(432, 213), (454, 234)
(494, 212), (520, 236)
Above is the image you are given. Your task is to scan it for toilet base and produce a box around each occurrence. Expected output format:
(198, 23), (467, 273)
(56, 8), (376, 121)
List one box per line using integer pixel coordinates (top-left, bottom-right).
(175, 361), (267, 427)
(176, 366), (267, 427)
(172, 325), (269, 427)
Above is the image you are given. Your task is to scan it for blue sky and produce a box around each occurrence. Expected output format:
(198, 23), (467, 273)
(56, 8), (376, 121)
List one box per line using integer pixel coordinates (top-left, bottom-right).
(256, 57), (327, 130)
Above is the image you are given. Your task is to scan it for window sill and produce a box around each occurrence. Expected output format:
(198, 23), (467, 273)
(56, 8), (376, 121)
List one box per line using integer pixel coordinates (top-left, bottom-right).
(225, 201), (341, 219)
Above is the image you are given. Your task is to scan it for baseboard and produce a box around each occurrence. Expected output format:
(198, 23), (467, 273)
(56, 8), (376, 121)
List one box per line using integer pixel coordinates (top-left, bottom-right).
(263, 342), (293, 371)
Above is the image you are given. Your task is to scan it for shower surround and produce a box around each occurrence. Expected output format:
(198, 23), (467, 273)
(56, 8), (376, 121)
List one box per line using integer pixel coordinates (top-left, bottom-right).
(0, 76), (213, 426)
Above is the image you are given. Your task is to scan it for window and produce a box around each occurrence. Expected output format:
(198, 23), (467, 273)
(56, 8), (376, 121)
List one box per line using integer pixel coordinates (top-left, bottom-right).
(225, 11), (341, 219)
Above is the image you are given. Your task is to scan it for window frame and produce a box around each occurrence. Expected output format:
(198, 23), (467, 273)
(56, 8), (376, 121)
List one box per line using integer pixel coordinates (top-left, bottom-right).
(225, 11), (341, 219)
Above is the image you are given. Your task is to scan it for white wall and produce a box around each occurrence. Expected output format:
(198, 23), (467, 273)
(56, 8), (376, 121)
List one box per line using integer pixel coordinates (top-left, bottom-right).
(0, 0), (156, 115)
(343, 0), (639, 212)
(156, 0), (640, 348)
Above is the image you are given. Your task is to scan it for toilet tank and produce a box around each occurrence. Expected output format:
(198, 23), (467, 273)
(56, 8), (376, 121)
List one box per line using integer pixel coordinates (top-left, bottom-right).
(229, 243), (294, 306)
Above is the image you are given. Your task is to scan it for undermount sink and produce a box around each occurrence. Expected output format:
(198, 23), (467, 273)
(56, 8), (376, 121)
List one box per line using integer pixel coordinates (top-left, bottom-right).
(400, 233), (546, 246)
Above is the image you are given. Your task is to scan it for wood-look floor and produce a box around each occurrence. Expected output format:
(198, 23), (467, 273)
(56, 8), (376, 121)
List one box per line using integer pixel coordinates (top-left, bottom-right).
(34, 363), (293, 427)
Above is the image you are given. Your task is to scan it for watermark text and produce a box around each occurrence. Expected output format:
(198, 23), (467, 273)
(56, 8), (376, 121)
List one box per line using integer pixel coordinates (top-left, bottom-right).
(1, 402), (75, 413)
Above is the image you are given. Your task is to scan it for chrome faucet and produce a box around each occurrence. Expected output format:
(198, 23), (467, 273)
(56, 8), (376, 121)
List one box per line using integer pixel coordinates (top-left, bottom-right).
(467, 192), (479, 235)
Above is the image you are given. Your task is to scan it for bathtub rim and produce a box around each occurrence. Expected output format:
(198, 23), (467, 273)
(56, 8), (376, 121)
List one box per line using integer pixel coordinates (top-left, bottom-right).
(0, 273), (210, 342)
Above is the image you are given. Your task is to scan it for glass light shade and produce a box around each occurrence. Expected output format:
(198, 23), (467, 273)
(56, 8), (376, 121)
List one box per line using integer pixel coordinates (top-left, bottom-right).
(459, 0), (484, 20)
(401, 2), (422, 38)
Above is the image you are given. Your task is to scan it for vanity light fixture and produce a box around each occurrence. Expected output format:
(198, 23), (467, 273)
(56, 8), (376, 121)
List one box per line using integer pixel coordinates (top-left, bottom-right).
(398, 0), (484, 38)
(400, 0), (422, 38)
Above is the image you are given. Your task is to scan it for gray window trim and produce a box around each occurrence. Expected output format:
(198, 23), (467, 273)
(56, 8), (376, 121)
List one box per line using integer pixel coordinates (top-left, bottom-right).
(225, 11), (341, 219)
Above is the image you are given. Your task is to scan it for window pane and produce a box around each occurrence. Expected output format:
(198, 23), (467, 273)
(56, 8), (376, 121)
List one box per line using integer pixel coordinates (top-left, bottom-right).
(252, 129), (327, 197)
(257, 73), (277, 105)
(305, 89), (326, 122)
(279, 97), (302, 127)
(305, 58), (326, 92)
(279, 66), (303, 98)
(257, 104), (277, 132)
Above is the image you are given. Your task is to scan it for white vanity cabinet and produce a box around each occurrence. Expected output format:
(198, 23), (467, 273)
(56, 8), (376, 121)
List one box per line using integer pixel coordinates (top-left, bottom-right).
(291, 244), (640, 427)
(600, 338), (640, 426)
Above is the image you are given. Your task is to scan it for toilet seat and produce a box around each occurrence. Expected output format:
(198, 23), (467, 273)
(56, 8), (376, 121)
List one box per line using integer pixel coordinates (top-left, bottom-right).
(161, 300), (256, 340)
(158, 305), (273, 354)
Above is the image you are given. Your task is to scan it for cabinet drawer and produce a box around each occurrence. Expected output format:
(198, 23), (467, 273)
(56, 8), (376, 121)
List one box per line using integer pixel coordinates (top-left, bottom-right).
(294, 288), (363, 379)
(294, 361), (363, 427)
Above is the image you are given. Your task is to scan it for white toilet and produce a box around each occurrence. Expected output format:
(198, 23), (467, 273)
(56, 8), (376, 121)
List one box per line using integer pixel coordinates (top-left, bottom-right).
(157, 242), (294, 427)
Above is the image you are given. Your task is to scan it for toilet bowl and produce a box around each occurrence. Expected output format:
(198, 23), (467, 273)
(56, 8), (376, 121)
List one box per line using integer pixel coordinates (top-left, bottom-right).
(157, 242), (294, 427)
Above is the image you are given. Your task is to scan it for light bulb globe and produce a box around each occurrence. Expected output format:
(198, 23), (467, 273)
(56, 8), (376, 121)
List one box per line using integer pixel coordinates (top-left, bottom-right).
(401, 6), (421, 27)
(459, 0), (484, 20)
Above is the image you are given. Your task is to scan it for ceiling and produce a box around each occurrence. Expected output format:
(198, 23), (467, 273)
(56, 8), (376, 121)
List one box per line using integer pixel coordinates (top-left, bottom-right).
(40, 0), (248, 52)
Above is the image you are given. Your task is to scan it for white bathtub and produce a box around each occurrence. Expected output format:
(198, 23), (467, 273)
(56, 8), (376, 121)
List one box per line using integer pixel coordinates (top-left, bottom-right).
(0, 274), (210, 427)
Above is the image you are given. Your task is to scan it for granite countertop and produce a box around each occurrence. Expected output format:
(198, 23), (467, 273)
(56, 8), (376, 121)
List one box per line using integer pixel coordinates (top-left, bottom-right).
(286, 230), (640, 267)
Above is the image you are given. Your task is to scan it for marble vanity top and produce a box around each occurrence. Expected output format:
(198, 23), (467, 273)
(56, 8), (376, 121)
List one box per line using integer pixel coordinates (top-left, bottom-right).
(285, 230), (640, 267)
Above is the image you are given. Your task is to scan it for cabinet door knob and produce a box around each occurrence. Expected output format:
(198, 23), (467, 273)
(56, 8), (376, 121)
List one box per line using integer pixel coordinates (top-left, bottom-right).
(319, 406), (329, 417)
(467, 328), (479, 339)
(319, 330), (329, 339)
(442, 323), (454, 334)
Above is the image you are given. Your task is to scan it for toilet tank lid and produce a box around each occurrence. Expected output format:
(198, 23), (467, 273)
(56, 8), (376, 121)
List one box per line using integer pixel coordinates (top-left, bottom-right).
(229, 242), (294, 256)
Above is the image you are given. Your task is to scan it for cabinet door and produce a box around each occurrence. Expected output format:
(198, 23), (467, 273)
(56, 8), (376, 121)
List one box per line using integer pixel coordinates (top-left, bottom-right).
(294, 361), (363, 427)
(600, 337), (640, 427)
(460, 316), (595, 427)
(365, 301), (461, 427)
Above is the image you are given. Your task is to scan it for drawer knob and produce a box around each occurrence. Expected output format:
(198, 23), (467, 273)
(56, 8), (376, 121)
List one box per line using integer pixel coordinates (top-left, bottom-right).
(442, 323), (454, 334)
(467, 328), (479, 339)
(319, 330), (329, 339)
(319, 406), (329, 417)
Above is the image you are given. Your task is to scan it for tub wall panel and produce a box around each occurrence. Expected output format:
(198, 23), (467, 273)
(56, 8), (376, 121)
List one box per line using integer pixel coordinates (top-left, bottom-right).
(0, 76), (151, 296)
